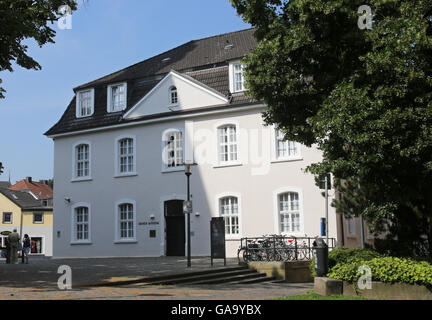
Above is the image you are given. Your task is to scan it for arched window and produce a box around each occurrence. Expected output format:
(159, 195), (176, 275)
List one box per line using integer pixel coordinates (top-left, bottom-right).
(169, 86), (178, 105)
(118, 138), (135, 174)
(72, 205), (90, 243)
(75, 143), (90, 178)
(219, 196), (239, 235)
(279, 192), (300, 233)
(217, 125), (238, 163)
(163, 130), (183, 169)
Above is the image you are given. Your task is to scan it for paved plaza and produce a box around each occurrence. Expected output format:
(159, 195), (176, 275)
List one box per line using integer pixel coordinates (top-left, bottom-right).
(0, 256), (312, 300)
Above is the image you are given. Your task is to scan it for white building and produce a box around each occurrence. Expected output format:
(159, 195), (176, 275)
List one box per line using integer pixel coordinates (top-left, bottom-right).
(45, 28), (337, 258)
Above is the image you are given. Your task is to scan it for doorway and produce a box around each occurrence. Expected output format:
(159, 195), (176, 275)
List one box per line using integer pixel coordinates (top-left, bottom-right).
(164, 200), (185, 256)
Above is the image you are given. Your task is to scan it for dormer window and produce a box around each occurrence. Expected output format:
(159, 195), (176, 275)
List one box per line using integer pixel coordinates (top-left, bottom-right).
(169, 86), (178, 105)
(108, 83), (127, 112)
(76, 89), (94, 118)
(229, 62), (246, 93)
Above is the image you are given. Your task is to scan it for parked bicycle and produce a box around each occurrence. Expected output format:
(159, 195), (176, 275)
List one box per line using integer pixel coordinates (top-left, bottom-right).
(237, 235), (335, 263)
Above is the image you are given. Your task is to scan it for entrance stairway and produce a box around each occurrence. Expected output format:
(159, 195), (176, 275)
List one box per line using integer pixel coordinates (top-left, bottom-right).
(132, 266), (276, 286)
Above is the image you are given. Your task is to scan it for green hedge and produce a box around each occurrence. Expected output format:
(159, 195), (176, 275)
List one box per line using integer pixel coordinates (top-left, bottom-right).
(310, 248), (381, 277)
(327, 257), (432, 288)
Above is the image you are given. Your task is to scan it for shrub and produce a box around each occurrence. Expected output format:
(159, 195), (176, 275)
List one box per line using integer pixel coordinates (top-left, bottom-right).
(310, 247), (382, 277)
(327, 257), (432, 288)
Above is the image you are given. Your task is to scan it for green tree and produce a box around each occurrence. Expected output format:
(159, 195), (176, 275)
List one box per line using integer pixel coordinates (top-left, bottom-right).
(0, 0), (78, 98)
(231, 0), (432, 257)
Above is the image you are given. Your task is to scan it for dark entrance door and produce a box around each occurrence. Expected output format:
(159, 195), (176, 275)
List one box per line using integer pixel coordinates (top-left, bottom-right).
(165, 200), (185, 256)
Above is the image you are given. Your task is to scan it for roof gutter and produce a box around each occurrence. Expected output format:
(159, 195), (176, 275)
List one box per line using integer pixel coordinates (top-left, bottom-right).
(46, 102), (266, 139)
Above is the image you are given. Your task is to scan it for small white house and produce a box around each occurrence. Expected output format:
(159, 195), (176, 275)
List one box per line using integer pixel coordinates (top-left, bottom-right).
(45, 28), (338, 258)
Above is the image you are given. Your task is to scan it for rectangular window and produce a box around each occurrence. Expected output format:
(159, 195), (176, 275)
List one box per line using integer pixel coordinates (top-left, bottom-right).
(279, 193), (300, 233)
(347, 216), (356, 236)
(119, 138), (134, 173)
(234, 64), (245, 92)
(219, 197), (239, 235)
(76, 144), (90, 177)
(75, 207), (89, 241)
(109, 83), (127, 112)
(165, 131), (183, 168)
(119, 204), (134, 239)
(218, 125), (238, 163)
(33, 212), (44, 224)
(2, 212), (12, 224)
(275, 127), (299, 159)
(77, 90), (94, 117)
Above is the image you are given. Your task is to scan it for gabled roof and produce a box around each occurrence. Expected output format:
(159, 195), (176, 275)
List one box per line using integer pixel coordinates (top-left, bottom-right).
(0, 188), (51, 210)
(44, 28), (258, 137)
(74, 28), (256, 91)
(9, 180), (53, 200)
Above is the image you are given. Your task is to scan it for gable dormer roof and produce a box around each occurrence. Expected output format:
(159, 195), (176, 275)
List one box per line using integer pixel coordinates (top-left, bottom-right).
(45, 28), (258, 137)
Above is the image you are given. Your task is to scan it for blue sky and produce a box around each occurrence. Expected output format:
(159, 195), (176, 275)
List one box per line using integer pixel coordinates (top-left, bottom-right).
(0, 0), (250, 184)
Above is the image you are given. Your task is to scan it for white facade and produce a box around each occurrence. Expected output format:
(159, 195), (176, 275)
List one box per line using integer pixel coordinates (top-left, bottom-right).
(48, 33), (338, 258)
(50, 94), (337, 258)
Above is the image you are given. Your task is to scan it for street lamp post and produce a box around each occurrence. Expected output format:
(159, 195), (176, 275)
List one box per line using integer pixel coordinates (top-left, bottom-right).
(185, 163), (192, 267)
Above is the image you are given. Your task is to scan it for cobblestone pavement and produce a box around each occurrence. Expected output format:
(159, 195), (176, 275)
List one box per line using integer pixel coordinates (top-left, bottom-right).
(0, 256), (313, 300)
(0, 282), (313, 300)
(0, 256), (239, 289)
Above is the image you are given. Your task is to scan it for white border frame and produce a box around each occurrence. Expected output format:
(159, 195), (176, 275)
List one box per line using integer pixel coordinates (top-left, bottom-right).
(215, 192), (243, 239)
(114, 199), (137, 243)
(273, 186), (305, 236)
(32, 212), (44, 224)
(27, 234), (46, 255)
(76, 88), (95, 118)
(70, 202), (92, 245)
(114, 134), (137, 178)
(71, 140), (92, 182)
(107, 82), (127, 113)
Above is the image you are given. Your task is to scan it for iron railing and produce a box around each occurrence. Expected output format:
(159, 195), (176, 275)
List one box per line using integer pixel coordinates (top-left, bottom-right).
(237, 235), (336, 263)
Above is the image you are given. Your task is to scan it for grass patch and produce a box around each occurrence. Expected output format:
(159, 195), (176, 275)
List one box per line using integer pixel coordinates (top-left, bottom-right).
(275, 290), (368, 300)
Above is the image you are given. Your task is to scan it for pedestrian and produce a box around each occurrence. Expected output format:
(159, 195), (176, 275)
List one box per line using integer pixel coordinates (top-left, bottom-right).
(4, 238), (10, 264)
(22, 234), (31, 264)
(7, 229), (20, 264)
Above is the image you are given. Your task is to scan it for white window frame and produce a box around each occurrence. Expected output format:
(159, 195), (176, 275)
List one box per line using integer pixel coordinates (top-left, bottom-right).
(114, 199), (137, 243)
(215, 192), (242, 239)
(2, 212), (12, 224)
(271, 125), (302, 162)
(26, 234), (46, 255)
(107, 82), (127, 113)
(215, 122), (241, 167)
(33, 212), (44, 224)
(169, 86), (178, 106)
(71, 203), (91, 244)
(161, 128), (184, 172)
(72, 141), (92, 182)
(273, 187), (304, 236)
(114, 135), (137, 177)
(229, 61), (247, 93)
(76, 88), (95, 118)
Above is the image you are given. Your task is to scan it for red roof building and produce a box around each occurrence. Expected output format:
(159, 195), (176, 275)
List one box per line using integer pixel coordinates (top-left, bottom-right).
(9, 177), (53, 200)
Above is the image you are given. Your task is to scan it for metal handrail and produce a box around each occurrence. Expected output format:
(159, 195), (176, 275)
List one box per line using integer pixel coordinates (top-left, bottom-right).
(238, 235), (336, 263)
